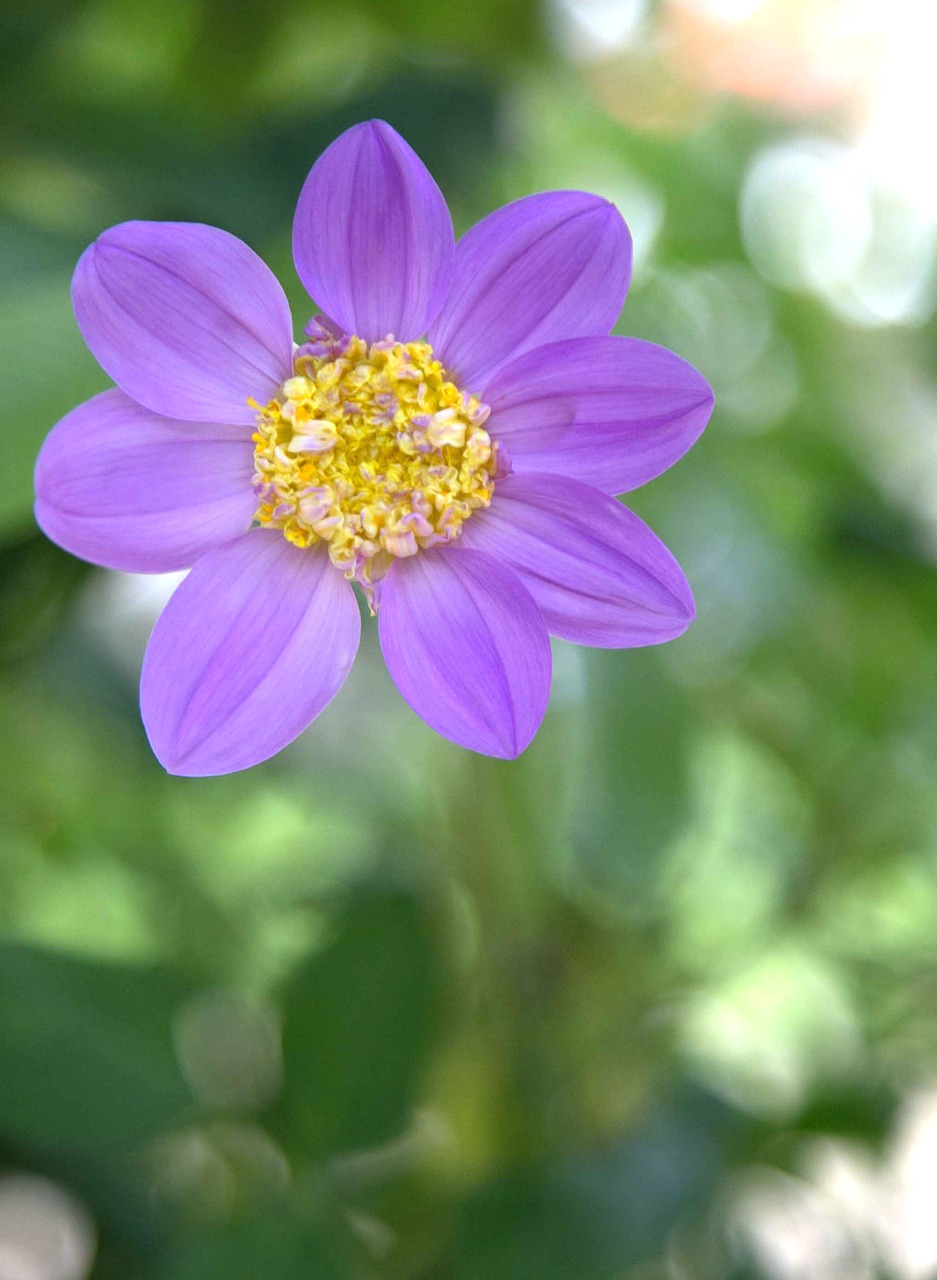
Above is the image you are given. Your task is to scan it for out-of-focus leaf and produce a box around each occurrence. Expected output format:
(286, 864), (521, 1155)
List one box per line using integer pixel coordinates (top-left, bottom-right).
(159, 1208), (353, 1280)
(0, 942), (196, 1152)
(571, 647), (694, 905)
(0, 275), (106, 540)
(365, 0), (540, 54)
(790, 1080), (897, 1149)
(454, 1174), (624, 1280)
(454, 1087), (751, 1279)
(270, 887), (439, 1161)
(0, 532), (89, 661)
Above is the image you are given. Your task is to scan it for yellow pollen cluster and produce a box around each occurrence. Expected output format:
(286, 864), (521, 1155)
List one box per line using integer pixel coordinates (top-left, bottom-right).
(251, 332), (497, 602)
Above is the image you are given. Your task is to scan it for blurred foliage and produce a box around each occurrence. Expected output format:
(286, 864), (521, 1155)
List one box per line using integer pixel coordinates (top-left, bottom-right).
(2, 0), (937, 1277)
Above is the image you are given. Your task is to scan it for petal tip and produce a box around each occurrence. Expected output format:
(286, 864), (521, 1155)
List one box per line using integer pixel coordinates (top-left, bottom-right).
(553, 191), (632, 245)
(448, 712), (540, 761)
(143, 706), (257, 779)
(588, 193), (632, 258)
(152, 746), (225, 779)
(661, 550), (696, 633)
(75, 219), (149, 266)
(687, 364), (716, 416)
(293, 118), (453, 342)
(139, 533), (360, 779)
(494, 727), (537, 760)
(89, 220), (126, 247)
(673, 583), (696, 632)
(363, 117), (399, 138)
(71, 220), (292, 423)
(379, 549), (551, 760)
(71, 222), (140, 311)
(32, 498), (55, 548)
(579, 191), (630, 230)
(474, 715), (537, 760)
(335, 118), (393, 149)
(141, 698), (196, 778)
(70, 237), (99, 310)
(149, 741), (226, 779)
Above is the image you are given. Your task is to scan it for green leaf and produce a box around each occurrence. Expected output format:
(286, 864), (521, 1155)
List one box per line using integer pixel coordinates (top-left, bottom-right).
(572, 647), (695, 904)
(0, 942), (196, 1153)
(0, 274), (106, 541)
(159, 1209), (353, 1280)
(454, 1174), (622, 1280)
(454, 1089), (750, 1279)
(270, 888), (440, 1161)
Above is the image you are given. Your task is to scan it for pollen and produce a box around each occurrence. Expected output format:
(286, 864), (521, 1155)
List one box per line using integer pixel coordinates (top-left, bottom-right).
(251, 321), (500, 605)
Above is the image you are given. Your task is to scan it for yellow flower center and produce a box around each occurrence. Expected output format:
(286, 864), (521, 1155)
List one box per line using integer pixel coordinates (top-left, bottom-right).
(251, 327), (498, 605)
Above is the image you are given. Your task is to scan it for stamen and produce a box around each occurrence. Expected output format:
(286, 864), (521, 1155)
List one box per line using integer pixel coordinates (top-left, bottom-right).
(251, 323), (501, 608)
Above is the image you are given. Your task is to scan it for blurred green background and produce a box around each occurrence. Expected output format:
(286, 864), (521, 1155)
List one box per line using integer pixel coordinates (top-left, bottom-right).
(3, 0), (937, 1276)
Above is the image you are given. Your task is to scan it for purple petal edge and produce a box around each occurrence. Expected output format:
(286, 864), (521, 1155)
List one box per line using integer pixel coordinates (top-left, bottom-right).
(34, 389), (256, 573)
(293, 120), (455, 343)
(72, 221), (294, 424)
(141, 530), (360, 776)
(458, 472), (695, 648)
(430, 190), (632, 392)
(379, 547), (552, 758)
(485, 335), (714, 494)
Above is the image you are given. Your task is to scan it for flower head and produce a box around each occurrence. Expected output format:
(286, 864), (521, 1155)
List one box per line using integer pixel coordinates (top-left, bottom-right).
(34, 120), (714, 775)
(250, 325), (500, 600)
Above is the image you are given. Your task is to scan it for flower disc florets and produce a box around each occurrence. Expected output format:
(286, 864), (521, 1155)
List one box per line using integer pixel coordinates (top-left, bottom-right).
(251, 319), (499, 600)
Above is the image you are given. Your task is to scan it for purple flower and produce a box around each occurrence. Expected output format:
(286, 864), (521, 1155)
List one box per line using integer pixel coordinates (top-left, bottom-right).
(34, 120), (713, 775)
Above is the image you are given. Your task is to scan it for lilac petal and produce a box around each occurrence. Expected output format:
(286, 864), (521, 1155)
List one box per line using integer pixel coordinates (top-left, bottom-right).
(72, 221), (294, 425)
(141, 531), (360, 776)
(34, 390), (256, 573)
(485, 336), (714, 495)
(292, 120), (454, 343)
(379, 548), (551, 759)
(457, 473), (694, 648)
(428, 191), (632, 391)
